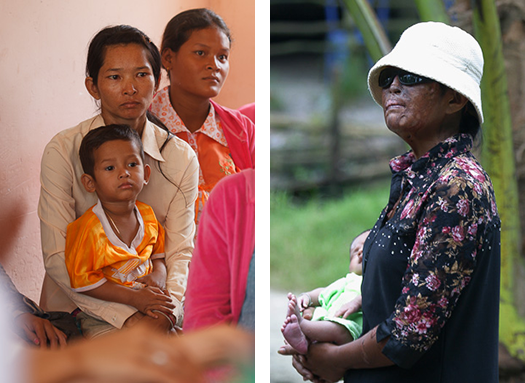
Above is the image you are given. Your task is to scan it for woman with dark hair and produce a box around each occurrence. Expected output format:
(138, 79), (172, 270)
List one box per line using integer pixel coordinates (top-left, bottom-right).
(280, 22), (500, 383)
(38, 25), (198, 337)
(151, 8), (255, 226)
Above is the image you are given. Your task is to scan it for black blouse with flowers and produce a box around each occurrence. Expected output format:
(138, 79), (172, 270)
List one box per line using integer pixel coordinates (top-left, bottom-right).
(345, 134), (500, 383)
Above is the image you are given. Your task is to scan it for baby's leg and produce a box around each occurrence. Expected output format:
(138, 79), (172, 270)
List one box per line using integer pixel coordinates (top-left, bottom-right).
(281, 314), (309, 354)
(299, 320), (354, 345)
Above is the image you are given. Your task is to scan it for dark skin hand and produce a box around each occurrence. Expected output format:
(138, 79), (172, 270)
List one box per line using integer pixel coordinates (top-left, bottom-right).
(16, 313), (67, 349)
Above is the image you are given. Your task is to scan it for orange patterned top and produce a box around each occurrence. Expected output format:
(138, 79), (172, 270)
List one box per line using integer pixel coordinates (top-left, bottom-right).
(65, 200), (165, 292)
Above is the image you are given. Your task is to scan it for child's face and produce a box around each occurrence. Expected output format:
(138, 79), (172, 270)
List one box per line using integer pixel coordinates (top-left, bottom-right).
(349, 231), (369, 275)
(86, 139), (149, 203)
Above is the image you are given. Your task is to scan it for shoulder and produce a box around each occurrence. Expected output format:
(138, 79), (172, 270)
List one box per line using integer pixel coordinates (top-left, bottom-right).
(43, 115), (104, 155)
(146, 120), (197, 164)
(67, 206), (99, 236)
(150, 86), (170, 114)
(434, 154), (499, 220)
(439, 154), (495, 196)
(136, 201), (157, 220)
(211, 100), (254, 136)
(210, 169), (255, 205)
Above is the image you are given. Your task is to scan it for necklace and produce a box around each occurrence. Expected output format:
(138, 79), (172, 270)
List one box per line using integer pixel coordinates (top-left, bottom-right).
(103, 210), (121, 237)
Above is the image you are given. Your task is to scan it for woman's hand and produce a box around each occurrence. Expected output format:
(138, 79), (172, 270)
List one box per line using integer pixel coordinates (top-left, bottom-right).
(279, 342), (347, 383)
(16, 313), (67, 349)
(334, 295), (362, 319)
(131, 286), (174, 318)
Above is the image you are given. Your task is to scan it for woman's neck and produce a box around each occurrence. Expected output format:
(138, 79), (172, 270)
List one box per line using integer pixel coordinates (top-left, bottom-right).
(100, 111), (147, 137)
(168, 88), (210, 133)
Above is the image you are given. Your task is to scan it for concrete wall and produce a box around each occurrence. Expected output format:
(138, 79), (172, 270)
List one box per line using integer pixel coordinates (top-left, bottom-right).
(0, 0), (254, 302)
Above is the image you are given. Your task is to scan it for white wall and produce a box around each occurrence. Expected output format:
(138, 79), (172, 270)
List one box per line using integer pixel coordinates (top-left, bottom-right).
(0, 0), (255, 302)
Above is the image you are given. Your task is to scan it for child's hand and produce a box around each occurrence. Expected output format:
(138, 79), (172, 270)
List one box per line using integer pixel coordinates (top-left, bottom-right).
(334, 295), (362, 319)
(131, 286), (175, 318)
(136, 259), (167, 292)
(297, 294), (311, 312)
(136, 271), (166, 291)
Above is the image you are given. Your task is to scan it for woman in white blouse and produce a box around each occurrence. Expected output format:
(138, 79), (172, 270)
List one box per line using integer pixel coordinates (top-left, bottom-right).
(38, 25), (198, 337)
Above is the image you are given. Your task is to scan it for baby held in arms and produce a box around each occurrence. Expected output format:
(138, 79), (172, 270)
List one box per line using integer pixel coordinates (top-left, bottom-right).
(281, 230), (370, 354)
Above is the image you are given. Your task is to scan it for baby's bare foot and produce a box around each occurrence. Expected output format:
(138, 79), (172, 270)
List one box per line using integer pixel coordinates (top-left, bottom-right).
(286, 293), (302, 320)
(281, 314), (308, 354)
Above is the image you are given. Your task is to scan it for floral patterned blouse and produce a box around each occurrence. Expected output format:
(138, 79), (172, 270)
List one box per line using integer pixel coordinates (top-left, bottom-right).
(151, 87), (239, 227)
(346, 134), (501, 383)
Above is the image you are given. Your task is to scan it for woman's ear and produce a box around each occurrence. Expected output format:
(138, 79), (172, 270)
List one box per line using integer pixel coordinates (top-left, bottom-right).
(446, 90), (469, 115)
(81, 174), (97, 193)
(85, 77), (101, 100)
(161, 48), (175, 73)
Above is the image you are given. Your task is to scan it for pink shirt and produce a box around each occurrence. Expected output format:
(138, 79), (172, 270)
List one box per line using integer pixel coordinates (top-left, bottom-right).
(183, 169), (255, 330)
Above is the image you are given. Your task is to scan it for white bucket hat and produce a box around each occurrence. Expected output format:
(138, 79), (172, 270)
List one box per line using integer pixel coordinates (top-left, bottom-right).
(367, 21), (484, 124)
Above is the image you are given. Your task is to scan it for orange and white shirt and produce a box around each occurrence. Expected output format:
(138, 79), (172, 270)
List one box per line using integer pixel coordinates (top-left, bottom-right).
(65, 200), (165, 292)
(151, 87), (239, 225)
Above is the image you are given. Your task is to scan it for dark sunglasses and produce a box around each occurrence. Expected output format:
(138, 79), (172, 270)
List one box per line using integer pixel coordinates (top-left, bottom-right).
(378, 68), (432, 88)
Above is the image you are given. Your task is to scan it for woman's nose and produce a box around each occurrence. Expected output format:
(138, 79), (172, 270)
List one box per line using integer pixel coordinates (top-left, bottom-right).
(123, 80), (137, 95)
(388, 76), (402, 92)
(207, 57), (220, 71)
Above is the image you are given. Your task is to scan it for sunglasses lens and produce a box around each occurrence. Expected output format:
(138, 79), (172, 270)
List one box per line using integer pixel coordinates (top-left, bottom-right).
(399, 74), (424, 85)
(378, 68), (429, 88)
(378, 69), (395, 88)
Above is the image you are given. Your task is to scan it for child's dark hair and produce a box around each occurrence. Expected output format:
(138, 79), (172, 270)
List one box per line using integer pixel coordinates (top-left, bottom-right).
(161, 8), (231, 55)
(79, 124), (144, 178)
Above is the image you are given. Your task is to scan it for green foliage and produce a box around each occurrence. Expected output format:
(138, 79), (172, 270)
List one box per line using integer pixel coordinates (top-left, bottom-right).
(472, 0), (524, 361)
(270, 182), (390, 293)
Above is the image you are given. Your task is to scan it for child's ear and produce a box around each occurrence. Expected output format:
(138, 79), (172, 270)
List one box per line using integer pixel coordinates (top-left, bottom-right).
(143, 164), (151, 185)
(81, 174), (96, 193)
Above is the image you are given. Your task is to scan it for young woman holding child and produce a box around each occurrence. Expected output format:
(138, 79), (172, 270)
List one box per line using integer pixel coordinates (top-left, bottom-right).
(38, 24), (198, 337)
(151, 8), (255, 226)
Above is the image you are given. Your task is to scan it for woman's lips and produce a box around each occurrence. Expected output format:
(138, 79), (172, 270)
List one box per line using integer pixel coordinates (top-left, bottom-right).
(121, 101), (141, 108)
(385, 100), (404, 112)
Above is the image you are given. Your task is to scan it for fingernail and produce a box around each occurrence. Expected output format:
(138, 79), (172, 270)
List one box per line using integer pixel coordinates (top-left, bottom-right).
(33, 338), (40, 345)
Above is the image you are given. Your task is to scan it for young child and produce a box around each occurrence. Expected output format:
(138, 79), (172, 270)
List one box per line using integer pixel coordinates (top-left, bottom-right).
(281, 230), (370, 354)
(65, 125), (175, 330)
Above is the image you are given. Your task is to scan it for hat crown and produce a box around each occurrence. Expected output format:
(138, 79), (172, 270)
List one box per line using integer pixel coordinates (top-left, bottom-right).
(396, 22), (483, 84)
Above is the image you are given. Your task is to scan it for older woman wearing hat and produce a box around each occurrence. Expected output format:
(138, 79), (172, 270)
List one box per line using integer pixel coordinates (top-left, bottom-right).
(279, 22), (501, 383)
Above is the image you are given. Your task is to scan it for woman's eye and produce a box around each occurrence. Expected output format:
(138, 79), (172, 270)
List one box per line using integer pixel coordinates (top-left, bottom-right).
(218, 54), (228, 61)
(137, 72), (150, 78)
(195, 50), (205, 56)
(108, 75), (119, 80)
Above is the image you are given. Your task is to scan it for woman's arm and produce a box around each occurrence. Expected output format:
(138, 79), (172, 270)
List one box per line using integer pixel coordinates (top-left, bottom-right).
(280, 326), (393, 382)
(81, 281), (175, 318)
(159, 143), (199, 325)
